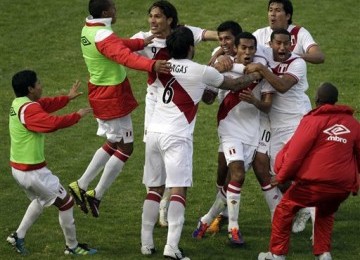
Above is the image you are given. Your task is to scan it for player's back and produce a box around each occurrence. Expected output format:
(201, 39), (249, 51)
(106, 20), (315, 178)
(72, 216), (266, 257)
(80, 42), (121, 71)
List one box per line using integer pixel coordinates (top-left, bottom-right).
(148, 58), (223, 139)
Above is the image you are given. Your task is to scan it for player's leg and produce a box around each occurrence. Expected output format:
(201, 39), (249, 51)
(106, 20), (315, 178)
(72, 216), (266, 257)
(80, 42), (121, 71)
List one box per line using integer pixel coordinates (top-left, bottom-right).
(163, 135), (192, 259)
(227, 160), (245, 246)
(54, 193), (97, 255)
(69, 118), (117, 213)
(207, 150), (229, 234)
(141, 132), (165, 255)
(7, 168), (46, 255)
(86, 115), (134, 217)
(158, 188), (170, 227)
(312, 190), (349, 258)
(193, 185), (227, 239)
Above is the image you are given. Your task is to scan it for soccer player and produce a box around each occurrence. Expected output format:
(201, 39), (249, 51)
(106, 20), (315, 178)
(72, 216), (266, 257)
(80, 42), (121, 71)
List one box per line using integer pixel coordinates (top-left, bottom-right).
(252, 0), (324, 228)
(68, 0), (169, 218)
(140, 26), (262, 259)
(131, 0), (218, 227)
(246, 28), (311, 228)
(7, 70), (96, 255)
(200, 20), (243, 234)
(258, 82), (360, 260)
(192, 32), (274, 245)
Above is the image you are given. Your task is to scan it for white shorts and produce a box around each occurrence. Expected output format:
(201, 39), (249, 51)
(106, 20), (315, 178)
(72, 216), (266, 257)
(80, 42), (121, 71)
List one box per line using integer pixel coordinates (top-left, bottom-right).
(143, 132), (193, 188)
(257, 116), (271, 154)
(143, 88), (157, 143)
(11, 167), (67, 207)
(96, 114), (133, 143)
(269, 125), (298, 174)
(221, 139), (257, 172)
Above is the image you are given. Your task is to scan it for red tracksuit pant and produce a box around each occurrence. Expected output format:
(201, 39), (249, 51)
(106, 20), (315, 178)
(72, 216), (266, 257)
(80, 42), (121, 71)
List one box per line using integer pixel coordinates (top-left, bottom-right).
(270, 183), (350, 255)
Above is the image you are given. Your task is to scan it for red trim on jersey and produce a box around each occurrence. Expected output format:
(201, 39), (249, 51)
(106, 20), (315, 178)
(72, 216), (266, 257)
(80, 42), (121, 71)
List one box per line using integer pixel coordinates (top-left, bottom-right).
(290, 26), (301, 51)
(147, 48), (170, 85)
(146, 191), (162, 202)
(113, 150), (130, 162)
(85, 22), (106, 27)
(170, 194), (186, 207)
(159, 74), (199, 124)
(10, 161), (47, 171)
(271, 57), (299, 76)
(217, 82), (258, 125)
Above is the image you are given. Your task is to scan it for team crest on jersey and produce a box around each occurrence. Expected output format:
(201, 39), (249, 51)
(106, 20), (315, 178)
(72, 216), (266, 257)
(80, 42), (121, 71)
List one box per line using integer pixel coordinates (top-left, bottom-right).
(277, 63), (289, 74)
(10, 107), (16, 116)
(323, 124), (350, 143)
(81, 36), (91, 46)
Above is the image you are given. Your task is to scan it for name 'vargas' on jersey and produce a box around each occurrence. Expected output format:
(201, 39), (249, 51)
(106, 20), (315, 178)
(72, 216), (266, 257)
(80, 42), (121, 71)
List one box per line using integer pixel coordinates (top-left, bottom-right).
(147, 59), (224, 139)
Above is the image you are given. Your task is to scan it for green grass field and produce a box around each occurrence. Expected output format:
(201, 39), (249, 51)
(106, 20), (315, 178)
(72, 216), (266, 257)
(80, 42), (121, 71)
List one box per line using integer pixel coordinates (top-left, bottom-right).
(0, 0), (359, 259)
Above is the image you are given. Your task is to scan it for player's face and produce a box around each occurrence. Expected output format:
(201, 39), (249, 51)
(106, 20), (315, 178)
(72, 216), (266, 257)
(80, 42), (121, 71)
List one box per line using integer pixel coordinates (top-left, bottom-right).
(29, 79), (42, 101)
(148, 7), (172, 38)
(270, 33), (291, 62)
(268, 2), (290, 30)
(218, 31), (236, 56)
(103, 0), (117, 24)
(236, 39), (256, 65)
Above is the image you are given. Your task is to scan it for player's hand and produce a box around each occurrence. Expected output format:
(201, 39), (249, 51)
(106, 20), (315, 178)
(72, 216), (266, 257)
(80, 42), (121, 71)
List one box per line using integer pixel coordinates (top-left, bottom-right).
(270, 175), (279, 186)
(144, 34), (155, 46)
(216, 55), (233, 71)
(239, 88), (256, 104)
(153, 60), (171, 74)
(68, 80), (83, 100)
(244, 62), (263, 74)
(76, 107), (93, 117)
(208, 48), (225, 66)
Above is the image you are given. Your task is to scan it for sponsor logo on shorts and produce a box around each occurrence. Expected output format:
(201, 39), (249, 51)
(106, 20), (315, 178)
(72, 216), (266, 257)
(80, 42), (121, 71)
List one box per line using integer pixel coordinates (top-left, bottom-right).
(323, 124), (350, 143)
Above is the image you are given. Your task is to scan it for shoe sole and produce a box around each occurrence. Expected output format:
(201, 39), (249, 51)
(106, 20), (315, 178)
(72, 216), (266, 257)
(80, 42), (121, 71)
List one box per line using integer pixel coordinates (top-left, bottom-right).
(86, 195), (99, 218)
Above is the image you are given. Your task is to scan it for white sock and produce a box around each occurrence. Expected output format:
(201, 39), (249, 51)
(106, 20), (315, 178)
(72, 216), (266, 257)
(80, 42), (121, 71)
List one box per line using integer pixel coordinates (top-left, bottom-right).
(94, 150), (128, 199)
(262, 184), (283, 221)
(16, 200), (43, 238)
(227, 181), (241, 231)
(166, 195), (186, 248)
(78, 145), (114, 190)
(201, 188), (227, 224)
(59, 207), (77, 249)
(141, 191), (161, 247)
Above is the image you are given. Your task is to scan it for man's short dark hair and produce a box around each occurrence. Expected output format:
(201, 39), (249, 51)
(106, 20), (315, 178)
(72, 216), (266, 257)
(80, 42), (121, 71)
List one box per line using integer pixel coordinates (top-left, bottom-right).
(12, 70), (37, 97)
(149, 1), (178, 29)
(268, 0), (293, 24)
(166, 26), (194, 59)
(217, 21), (242, 37)
(235, 32), (257, 48)
(271, 28), (291, 41)
(89, 0), (112, 18)
(316, 82), (338, 105)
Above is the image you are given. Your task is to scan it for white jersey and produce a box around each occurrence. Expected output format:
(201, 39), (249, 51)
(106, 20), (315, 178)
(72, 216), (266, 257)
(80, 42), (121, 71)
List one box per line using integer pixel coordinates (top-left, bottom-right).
(218, 70), (274, 146)
(253, 24), (318, 55)
(147, 58), (224, 139)
(262, 48), (311, 128)
(131, 25), (206, 91)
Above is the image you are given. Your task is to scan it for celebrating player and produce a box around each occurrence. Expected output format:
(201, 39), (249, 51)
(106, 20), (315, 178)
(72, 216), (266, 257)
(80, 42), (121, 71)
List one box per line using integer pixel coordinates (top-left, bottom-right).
(131, 0), (218, 227)
(7, 70), (96, 255)
(192, 32), (274, 245)
(140, 26), (262, 259)
(68, 0), (169, 218)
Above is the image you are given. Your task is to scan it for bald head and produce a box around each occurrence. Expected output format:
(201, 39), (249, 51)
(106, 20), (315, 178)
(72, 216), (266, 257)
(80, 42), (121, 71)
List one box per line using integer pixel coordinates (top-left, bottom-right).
(315, 82), (338, 107)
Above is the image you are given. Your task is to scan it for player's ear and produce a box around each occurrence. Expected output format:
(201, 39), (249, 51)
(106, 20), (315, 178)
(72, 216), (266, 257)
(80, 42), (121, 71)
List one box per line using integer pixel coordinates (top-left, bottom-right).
(167, 17), (173, 27)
